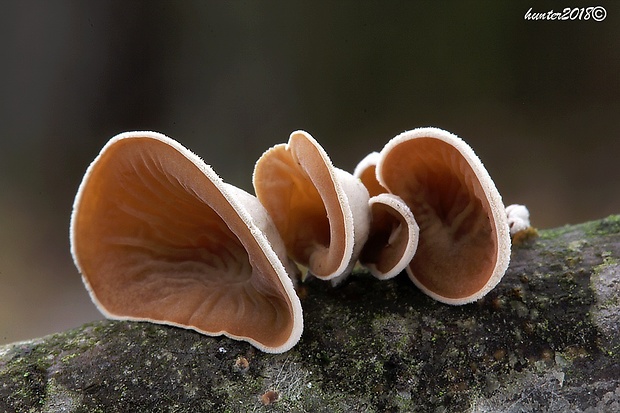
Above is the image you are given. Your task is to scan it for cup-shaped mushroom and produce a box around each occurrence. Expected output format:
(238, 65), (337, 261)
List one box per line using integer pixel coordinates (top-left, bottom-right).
(353, 151), (387, 197)
(376, 127), (511, 305)
(360, 193), (419, 280)
(253, 130), (370, 281)
(70, 131), (303, 353)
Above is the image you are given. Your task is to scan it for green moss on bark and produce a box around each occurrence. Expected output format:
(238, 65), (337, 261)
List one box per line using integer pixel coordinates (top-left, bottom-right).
(1, 216), (620, 412)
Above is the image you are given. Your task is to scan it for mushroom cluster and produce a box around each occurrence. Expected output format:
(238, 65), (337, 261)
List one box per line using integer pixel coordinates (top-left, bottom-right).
(71, 127), (525, 353)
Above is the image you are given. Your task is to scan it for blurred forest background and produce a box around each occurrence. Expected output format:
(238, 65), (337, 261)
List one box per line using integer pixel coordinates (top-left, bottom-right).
(1, 1), (619, 344)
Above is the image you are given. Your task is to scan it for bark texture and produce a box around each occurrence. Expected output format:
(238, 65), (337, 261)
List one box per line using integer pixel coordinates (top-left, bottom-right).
(1, 216), (620, 412)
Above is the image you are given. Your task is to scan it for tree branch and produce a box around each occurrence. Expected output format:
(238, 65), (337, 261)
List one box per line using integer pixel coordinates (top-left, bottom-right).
(2, 216), (620, 412)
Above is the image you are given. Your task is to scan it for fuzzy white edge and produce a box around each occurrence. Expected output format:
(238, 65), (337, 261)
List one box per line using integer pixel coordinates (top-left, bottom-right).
(376, 127), (511, 305)
(70, 130), (303, 353)
(329, 167), (371, 285)
(286, 130), (370, 281)
(352, 151), (380, 179)
(363, 193), (420, 280)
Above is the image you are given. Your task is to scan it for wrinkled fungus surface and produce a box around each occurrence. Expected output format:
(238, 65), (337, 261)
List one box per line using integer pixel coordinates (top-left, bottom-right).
(378, 128), (510, 304)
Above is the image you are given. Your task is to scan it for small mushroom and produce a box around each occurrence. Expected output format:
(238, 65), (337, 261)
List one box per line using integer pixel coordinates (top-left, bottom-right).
(506, 204), (531, 236)
(376, 127), (511, 305)
(70, 131), (303, 353)
(506, 203), (537, 245)
(352, 151), (387, 197)
(253, 130), (370, 281)
(359, 193), (420, 280)
(353, 153), (419, 280)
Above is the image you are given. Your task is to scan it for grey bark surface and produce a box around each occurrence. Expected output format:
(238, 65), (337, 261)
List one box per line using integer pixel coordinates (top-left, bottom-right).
(1, 216), (620, 413)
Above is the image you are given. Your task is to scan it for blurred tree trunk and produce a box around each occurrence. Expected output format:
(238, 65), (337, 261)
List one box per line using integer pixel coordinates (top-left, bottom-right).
(1, 216), (620, 413)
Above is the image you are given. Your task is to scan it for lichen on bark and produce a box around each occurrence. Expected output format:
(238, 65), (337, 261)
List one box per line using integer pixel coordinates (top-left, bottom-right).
(1, 216), (620, 412)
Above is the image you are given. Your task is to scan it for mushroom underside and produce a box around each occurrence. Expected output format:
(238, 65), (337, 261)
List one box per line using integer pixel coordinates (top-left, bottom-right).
(380, 137), (499, 299)
(354, 152), (386, 198)
(72, 136), (297, 349)
(253, 133), (352, 279)
(360, 196), (418, 278)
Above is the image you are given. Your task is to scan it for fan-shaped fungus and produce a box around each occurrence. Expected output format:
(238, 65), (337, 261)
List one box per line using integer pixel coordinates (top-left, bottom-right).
(359, 194), (420, 280)
(353, 151), (387, 197)
(376, 127), (511, 304)
(71, 131), (303, 353)
(253, 130), (370, 281)
(353, 152), (419, 280)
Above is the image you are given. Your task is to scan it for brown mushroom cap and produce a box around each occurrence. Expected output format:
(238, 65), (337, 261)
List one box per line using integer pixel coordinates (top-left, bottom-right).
(253, 130), (370, 280)
(353, 151), (387, 197)
(360, 194), (419, 280)
(354, 154), (419, 279)
(70, 131), (303, 353)
(376, 127), (511, 304)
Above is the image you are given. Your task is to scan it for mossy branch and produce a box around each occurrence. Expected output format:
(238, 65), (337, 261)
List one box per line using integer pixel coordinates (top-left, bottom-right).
(2, 216), (620, 412)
